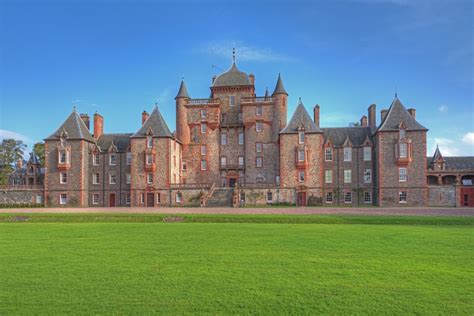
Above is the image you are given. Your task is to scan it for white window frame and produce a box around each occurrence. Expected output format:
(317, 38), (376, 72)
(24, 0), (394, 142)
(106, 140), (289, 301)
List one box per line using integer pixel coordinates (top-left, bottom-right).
(364, 169), (372, 183)
(325, 192), (333, 203)
(238, 156), (244, 166)
(146, 154), (153, 165)
(147, 173), (153, 184)
(201, 160), (207, 171)
(298, 131), (305, 144)
(125, 194), (131, 205)
(325, 148), (333, 161)
(256, 105), (263, 116)
(266, 191), (273, 203)
(126, 152), (131, 165)
(93, 173), (100, 185)
(399, 191), (407, 203)
(201, 109), (207, 119)
(147, 136), (153, 148)
(256, 142), (262, 153)
(156, 193), (161, 204)
(238, 132), (244, 145)
(59, 193), (67, 205)
(256, 121), (263, 132)
(109, 153), (117, 166)
(344, 191), (352, 204)
(256, 156), (263, 168)
(344, 170), (352, 183)
(60, 172), (67, 184)
(325, 170), (333, 184)
(201, 123), (206, 134)
(229, 96), (235, 107)
(126, 173), (131, 185)
(221, 133), (227, 145)
(141, 193), (145, 204)
(363, 147), (371, 161)
(59, 150), (68, 164)
(176, 192), (182, 203)
(399, 128), (406, 140)
(201, 145), (207, 156)
(399, 143), (408, 158)
(109, 173), (116, 185)
(399, 167), (407, 182)
(93, 153), (99, 166)
(298, 171), (305, 183)
(92, 194), (99, 205)
(298, 149), (305, 162)
(364, 192), (372, 204)
(344, 147), (352, 162)
(221, 156), (227, 167)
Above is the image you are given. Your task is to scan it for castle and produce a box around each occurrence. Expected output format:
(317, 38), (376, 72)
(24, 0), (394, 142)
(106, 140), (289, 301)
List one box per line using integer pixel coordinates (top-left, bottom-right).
(41, 59), (473, 208)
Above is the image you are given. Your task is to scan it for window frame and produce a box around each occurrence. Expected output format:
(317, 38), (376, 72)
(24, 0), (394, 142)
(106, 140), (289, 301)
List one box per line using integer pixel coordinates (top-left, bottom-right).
(256, 156), (263, 168)
(256, 121), (263, 132)
(109, 172), (117, 185)
(200, 159), (207, 171)
(363, 146), (371, 161)
(344, 191), (352, 204)
(93, 153), (100, 166)
(200, 123), (207, 134)
(364, 169), (372, 183)
(221, 133), (228, 145)
(59, 193), (67, 205)
(344, 169), (352, 183)
(60, 172), (67, 184)
(256, 105), (263, 116)
(126, 152), (131, 165)
(146, 136), (153, 148)
(298, 131), (305, 144)
(343, 147), (352, 162)
(325, 170), (333, 184)
(109, 153), (117, 166)
(147, 173), (153, 184)
(256, 142), (262, 153)
(325, 192), (333, 203)
(298, 171), (305, 183)
(92, 194), (100, 205)
(399, 191), (407, 203)
(229, 96), (235, 107)
(93, 173), (100, 185)
(238, 132), (244, 145)
(325, 148), (333, 161)
(399, 167), (407, 182)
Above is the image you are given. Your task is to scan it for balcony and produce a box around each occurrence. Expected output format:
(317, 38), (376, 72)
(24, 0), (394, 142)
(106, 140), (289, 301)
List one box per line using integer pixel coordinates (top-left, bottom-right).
(144, 162), (156, 172)
(57, 161), (70, 170)
(295, 160), (308, 169)
(186, 98), (220, 106)
(241, 96), (274, 104)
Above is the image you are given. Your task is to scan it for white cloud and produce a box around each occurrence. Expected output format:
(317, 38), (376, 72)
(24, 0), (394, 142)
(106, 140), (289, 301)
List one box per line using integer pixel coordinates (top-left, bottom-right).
(462, 132), (474, 145)
(438, 104), (448, 113)
(0, 130), (32, 143)
(203, 40), (293, 63)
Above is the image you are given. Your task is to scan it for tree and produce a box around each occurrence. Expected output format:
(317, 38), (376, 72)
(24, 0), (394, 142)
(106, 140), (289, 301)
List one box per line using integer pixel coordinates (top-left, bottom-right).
(33, 142), (45, 167)
(349, 122), (361, 127)
(0, 139), (26, 185)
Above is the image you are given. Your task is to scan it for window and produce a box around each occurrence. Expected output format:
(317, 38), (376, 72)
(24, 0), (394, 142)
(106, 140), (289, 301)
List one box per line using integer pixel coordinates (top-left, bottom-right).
(201, 160), (207, 170)
(201, 109), (207, 119)
(109, 153), (117, 166)
(125, 194), (131, 205)
(298, 171), (305, 182)
(109, 173), (116, 184)
(298, 131), (305, 144)
(325, 148), (333, 161)
(176, 192), (182, 203)
(59, 150), (68, 164)
(146, 154), (153, 165)
(221, 177), (227, 187)
(156, 193), (161, 204)
(182, 161), (187, 171)
(201, 145), (207, 156)
(256, 142), (262, 153)
(147, 173), (153, 184)
(93, 153), (99, 166)
(256, 121), (263, 132)
(92, 194), (99, 205)
(240, 191), (245, 203)
(344, 147), (352, 161)
(60, 193), (67, 205)
(364, 192), (372, 204)
(325, 170), (333, 184)
(364, 169), (372, 183)
(399, 191), (407, 203)
(363, 147), (371, 161)
(229, 96), (235, 106)
(141, 193), (145, 204)
(221, 156), (227, 167)
(238, 156), (244, 166)
(276, 175), (280, 185)
(126, 152), (131, 165)
(344, 191), (352, 203)
(126, 173), (131, 184)
(399, 143), (408, 158)
(221, 133), (227, 145)
(325, 192), (333, 203)
(147, 136), (153, 148)
(256, 157), (263, 168)
(256, 105), (263, 116)
(266, 191), (273, 203)
(399, 167), (407, 182)
(201, 123), (207, 134)
(344, 170), (352, 183)
(238, 132), (244, 145)
(93, 173), (100, 185)
(298, 150), (305, 162)
(399, 128), (406, 140)
(256, 177), (264, 184)
(60, 172), (67, 184)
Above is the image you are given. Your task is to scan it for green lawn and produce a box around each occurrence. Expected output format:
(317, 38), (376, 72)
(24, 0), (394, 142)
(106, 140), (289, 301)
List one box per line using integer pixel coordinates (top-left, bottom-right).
(0, 214), (472, 314)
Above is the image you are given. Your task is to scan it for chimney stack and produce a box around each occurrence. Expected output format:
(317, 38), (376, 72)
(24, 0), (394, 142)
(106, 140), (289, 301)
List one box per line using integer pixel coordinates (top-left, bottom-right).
(360, 115), (368, 127)
(142, 111), (149, 125)
(249, 73), (255, 85)
(93, 113), (103, 139)
(407, 108), (416, 119)
(368, 104), (376, 130)
(381, 109), (388, 122)
(80, 113), (90, 130)
(313, 105), (320, 128)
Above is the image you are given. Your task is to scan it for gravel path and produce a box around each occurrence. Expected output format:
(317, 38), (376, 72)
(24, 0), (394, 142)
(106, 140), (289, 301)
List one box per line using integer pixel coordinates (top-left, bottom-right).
(0, 206), (473, 216)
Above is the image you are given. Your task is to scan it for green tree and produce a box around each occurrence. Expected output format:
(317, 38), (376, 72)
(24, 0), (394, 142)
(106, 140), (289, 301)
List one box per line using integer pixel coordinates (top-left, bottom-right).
(0, 139), (27, 185)
(33, 142), (45, 167)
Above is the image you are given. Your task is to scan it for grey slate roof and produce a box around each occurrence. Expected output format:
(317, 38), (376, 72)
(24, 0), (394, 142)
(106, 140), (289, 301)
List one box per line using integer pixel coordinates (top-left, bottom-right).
(97, 133), (132, 152)
(212, 63), (251, 87)
(272, 73), (288, 95)
(132, 106), (172, 138)
(46, 110), (95, 142)
(175, 79), (190, 99)
(28, 153), (41, 165)
(444, 157), (474, 171)
(322, 127), (373, 147)
(377, 97), (427, 132)
(280, 101), (321, 134)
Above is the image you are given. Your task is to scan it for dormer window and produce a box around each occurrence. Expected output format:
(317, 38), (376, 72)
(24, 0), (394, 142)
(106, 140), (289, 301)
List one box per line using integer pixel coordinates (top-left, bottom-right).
(201, 109), (207, 119)
(298, 150), (305, 162)
(399, 143), (408, 158)
(147, 136), (153, 148)
(59, 150), (68, 164)
(229, 96), (235, 107)
(344, 147), (352, 161)
(298, 131), (305, 144)
(399, 128), (406, 140)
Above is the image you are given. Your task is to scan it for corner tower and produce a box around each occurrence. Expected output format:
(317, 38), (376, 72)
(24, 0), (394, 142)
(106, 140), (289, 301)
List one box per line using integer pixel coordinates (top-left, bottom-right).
(175, 79), (190, 146)
(272, 73), (288, 134)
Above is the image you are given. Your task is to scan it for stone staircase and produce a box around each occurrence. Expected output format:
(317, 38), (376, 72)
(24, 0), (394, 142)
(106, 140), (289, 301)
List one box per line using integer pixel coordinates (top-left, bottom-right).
(205, 188), (233, 207)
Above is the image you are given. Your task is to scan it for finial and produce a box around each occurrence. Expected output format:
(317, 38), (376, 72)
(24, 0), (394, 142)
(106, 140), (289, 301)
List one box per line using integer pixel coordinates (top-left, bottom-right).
(181, 76), (184, 81)
(154, 102), (158, 109)
(232, 47), (236, 63)
(395, 92), (398, 98)
(299, 97), (302, 103)
(73, 105), (77, 112)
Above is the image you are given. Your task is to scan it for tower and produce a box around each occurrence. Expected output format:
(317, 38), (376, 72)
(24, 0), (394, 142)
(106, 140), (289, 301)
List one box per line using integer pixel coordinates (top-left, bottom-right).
(272, 73), (288, 140)
(175, 79), (190, 146)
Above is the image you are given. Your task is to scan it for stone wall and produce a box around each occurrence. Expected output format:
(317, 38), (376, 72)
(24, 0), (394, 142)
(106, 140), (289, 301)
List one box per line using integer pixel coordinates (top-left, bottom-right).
(428, 185), (456, 207)
(0, 188), (44, 205)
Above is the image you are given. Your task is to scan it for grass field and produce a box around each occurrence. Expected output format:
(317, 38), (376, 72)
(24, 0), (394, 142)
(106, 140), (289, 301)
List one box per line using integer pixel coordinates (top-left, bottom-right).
(0, 214), (473, 314)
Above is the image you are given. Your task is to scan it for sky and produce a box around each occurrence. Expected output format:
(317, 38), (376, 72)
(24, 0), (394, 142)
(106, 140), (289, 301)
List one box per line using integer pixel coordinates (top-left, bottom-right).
(1, 0), (473, 157)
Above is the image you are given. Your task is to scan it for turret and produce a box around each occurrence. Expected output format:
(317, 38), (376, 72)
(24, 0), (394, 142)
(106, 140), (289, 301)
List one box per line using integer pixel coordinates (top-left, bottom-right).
(272, 73), (288, 133)
(175, 79), (190, 146)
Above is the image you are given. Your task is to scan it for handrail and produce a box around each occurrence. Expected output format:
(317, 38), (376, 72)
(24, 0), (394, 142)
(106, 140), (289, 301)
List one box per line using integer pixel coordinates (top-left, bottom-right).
(201, 182), (216, 206)
(186, 98), (220, 105)
(241, 96), (274, 103)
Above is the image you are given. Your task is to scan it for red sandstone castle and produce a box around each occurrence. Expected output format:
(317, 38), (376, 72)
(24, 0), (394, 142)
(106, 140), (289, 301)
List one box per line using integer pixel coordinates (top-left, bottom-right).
(42, 59), (472, 208)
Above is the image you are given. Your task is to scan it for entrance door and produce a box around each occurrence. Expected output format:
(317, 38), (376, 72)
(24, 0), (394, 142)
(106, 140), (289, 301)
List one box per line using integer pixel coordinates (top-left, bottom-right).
(109, 193), (116, 207)
(229, 178), (237, 188)
(297, 192), (307, 207)
(147, 193), (155, 207)
(461, 188), (474, 207)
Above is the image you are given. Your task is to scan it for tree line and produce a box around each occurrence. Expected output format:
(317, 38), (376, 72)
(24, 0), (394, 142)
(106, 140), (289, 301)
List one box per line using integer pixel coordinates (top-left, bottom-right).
(0, 139), (44, 185)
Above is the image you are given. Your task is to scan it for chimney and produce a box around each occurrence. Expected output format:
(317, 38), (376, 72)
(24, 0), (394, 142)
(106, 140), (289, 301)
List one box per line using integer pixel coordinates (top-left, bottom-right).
(16, 159), (23, 170)
(407, 108), (416, 119)
(368, 104), (376, 130)
(381, 109), (388, 122)
(142, 111), (149, 125)
(360, 115), (368, 127)
(249, 73), (255, 85)
(313, 105), (320, 128)
(80, 113), (90, 130)
(93, 113), (103, 139)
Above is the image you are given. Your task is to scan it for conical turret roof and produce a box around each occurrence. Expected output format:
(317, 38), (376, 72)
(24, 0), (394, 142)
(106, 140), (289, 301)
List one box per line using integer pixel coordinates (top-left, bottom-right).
(175, 79), (190, 99)
(272, 73), (288, 96)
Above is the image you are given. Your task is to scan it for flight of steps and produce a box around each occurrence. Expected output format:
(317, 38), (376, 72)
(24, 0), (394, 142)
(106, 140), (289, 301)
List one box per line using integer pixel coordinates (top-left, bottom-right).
(206, 188), (233, 207)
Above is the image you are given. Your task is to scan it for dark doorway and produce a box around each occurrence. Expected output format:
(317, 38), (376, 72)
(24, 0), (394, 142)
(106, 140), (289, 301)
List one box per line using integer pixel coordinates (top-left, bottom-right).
(147, 193), (155, 207)
(109, 193), (116, 207)
(461, 188), (474, 207)
(297, 192), (307, 207)
(229, 178), (237, 188)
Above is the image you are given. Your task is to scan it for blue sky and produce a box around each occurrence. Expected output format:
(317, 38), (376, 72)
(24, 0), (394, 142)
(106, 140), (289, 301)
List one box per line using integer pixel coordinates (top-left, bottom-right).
(1, 0), (473, 156)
